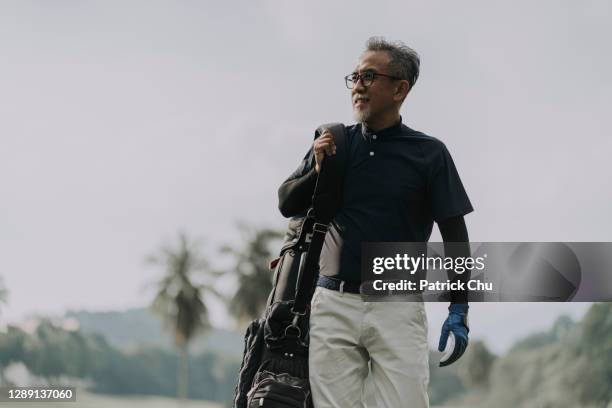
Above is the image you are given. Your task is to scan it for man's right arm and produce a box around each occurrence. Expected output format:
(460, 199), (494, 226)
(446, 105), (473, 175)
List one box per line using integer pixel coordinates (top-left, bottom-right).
(278, 148), (318, 218)
(278, 130), (336, 218)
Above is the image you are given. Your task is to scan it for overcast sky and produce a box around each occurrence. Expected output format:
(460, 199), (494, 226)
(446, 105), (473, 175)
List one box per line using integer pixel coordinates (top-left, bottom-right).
(1, 1), (610, 353)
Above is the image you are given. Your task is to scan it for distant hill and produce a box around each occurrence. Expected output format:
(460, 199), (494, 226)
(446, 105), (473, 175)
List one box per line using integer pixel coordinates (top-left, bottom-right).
(65, 308), (243, 358)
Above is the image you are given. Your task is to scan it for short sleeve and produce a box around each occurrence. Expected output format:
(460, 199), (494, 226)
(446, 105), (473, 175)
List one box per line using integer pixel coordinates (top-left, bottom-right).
(427, 142), (473, 222)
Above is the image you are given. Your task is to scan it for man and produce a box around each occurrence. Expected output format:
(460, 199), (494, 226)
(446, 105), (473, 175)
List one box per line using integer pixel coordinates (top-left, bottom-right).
(278, 37), (473, 408)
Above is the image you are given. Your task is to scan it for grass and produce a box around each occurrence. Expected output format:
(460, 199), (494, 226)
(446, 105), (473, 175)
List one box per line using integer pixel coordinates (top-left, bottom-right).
(1, 389), (224, 408)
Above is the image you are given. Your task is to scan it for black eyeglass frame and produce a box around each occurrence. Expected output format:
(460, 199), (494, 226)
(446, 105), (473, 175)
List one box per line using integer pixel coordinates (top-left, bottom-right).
(344, 70), (405, 89)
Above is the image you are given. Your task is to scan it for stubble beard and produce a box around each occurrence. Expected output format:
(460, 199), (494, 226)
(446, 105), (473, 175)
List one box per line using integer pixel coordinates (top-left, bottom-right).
(353, 106), (371, 123)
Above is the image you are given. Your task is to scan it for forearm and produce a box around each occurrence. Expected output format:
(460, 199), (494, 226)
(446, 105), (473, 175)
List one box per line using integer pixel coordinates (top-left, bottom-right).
(438, 216), (471, 304)
(278, 168), (318, 218)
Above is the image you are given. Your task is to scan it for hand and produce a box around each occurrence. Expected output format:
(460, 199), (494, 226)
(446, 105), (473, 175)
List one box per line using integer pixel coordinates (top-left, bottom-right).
(438, 304), (469, 367)
(313, 129), (336, 173)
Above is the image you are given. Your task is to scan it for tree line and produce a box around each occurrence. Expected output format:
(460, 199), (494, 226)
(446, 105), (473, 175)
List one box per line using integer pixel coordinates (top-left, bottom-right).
(1, 229), (610, 406)
(0, 225), (282, 403)
(0, 320), (238, 403)
(146, 226), (283, 399)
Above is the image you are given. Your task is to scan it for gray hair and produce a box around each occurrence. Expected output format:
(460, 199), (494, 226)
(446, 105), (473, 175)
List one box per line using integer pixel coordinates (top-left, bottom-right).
(364, 36), (420, 91)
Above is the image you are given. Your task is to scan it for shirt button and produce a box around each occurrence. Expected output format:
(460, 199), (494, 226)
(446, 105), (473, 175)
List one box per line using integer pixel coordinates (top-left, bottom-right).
(372, 134), (377, 140)
(370, 151), (375, 156)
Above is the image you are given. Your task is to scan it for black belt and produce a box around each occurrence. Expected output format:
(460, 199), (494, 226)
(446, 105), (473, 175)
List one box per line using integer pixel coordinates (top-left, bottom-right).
(316, 275), (361, 294)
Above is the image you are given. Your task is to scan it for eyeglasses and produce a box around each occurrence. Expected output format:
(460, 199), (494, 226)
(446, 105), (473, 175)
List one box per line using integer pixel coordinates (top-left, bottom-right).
(344, 70), (404, 89)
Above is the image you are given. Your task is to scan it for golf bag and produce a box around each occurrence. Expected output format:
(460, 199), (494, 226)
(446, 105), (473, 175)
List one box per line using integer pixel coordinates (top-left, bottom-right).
(233, 123), (346, 408)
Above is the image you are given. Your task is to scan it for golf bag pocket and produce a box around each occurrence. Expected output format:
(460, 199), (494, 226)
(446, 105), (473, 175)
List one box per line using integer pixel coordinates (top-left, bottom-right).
(246, 370), (311, 408)
(269, 245), (306, 304)
(234, 319), (266, 408)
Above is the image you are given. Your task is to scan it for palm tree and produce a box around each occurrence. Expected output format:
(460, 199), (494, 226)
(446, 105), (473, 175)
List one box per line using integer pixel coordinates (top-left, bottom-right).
(221, 223), (283, 327)
(147, 232), (219, 400)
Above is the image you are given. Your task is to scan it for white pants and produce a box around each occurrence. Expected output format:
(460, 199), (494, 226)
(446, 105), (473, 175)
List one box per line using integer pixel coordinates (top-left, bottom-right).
(308, 286), (430, 408)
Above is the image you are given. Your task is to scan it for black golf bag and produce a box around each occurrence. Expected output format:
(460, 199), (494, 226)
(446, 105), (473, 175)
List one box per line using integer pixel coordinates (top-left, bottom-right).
(233, 123), (346, 408)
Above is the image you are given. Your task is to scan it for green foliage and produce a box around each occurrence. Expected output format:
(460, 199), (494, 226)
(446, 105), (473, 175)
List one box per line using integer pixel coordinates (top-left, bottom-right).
(0, 326), (26, 367)
(578, 302), (612, 404)
(443, 305), (612, 408)
(221, 224), (283, 324)
(510, 314), (576, 352)
(89, 344), (238, 401)
(148, 232), (223, 399)
(0, 321), (239, 402)
(149, 233), (216, 346)
(428, 350), (465, 405)
(21, 321), (93, 379)
(458, 340), (495, 388)
(581, 302), (612, 356)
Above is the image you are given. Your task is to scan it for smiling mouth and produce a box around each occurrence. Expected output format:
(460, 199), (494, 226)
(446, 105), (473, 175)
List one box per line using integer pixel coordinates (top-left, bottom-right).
(354, 97), (369, 106)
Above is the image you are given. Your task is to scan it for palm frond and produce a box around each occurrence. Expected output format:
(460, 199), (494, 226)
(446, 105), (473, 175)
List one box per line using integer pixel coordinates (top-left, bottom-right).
(147, 232), (217, 346)
(220, 224), (284, 323)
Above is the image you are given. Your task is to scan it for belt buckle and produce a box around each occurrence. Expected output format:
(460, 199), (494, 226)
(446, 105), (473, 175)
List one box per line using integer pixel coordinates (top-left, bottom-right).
(360, 280), (391, 297)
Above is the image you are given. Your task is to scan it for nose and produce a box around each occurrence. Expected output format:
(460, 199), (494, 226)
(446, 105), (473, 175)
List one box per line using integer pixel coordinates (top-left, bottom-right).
(352, 76), (366, 95)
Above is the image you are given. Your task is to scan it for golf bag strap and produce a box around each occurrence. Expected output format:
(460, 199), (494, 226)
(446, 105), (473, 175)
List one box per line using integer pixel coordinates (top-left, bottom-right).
(292, 123), (346, 315)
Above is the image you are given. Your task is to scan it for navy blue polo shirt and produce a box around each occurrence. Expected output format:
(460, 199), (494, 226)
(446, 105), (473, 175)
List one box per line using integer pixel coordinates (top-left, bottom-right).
(286, 119), (473, 282)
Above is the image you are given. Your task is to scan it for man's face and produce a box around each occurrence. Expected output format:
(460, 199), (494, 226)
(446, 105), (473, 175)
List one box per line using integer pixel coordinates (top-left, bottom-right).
(351, 50), (402, 124)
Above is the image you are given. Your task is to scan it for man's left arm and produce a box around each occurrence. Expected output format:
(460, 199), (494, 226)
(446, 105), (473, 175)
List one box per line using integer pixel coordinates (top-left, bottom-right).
(437, 215), (471, 367)
(439, 215), (471, 304)
(425, 140), (473, 367)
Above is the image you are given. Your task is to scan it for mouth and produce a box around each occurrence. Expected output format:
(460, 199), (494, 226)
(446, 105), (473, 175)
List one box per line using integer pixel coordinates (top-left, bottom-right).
(353, 96), (369, 107)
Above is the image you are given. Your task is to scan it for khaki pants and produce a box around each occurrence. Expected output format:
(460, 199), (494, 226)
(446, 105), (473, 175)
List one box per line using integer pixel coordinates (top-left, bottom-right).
(308, 286), (430, 408)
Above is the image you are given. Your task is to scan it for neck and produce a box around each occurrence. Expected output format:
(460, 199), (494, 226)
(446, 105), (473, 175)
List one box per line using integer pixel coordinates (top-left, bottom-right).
(363, 111), (401, 132)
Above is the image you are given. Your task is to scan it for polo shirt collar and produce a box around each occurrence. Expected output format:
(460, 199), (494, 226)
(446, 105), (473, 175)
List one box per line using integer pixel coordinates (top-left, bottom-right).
(361, 116), (403, 139)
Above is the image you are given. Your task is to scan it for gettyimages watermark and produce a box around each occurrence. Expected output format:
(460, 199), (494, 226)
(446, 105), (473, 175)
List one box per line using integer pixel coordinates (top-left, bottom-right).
(359, 242), (612, 302)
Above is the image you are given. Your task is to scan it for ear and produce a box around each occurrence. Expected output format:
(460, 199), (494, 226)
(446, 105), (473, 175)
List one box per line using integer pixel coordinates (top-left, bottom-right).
(394, 80), (411, 102)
